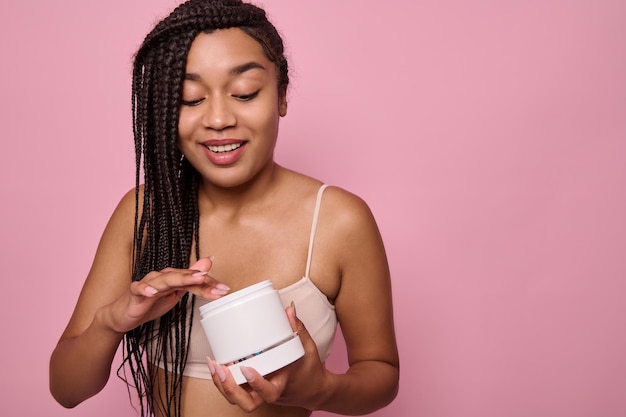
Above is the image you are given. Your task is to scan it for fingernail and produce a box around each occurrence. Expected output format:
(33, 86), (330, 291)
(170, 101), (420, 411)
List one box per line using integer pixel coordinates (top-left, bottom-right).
(145, 286), (158, 295)
(240, 366), (254, 382)
(192, 271), (208, 277)
(207, 358), (216, 376)
(216, 364), (226, 382)
(210, 288), (229, 295)
(216, 283), (230, 291)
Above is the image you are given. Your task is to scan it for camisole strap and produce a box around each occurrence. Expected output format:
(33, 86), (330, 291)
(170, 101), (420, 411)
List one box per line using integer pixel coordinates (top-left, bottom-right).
(305, 184), (329, 278)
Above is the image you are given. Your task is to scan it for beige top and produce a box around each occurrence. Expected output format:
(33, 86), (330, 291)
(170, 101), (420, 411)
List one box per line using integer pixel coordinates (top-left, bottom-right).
(158, 184), (338, 379)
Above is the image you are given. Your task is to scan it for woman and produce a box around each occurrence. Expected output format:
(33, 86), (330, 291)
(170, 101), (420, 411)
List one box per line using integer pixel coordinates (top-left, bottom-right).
(49, 0), (399, 416)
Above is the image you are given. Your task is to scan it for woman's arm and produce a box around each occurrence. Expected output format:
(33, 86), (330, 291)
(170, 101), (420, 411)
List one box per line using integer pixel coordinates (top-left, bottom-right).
(49, 189), (137, 407)
(49, 189), (227, 408)
(308, 189), (399, 414)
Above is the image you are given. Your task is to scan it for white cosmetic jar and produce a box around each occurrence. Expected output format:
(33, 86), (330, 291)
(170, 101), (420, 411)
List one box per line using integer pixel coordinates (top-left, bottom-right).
(199, 280), (304, 385)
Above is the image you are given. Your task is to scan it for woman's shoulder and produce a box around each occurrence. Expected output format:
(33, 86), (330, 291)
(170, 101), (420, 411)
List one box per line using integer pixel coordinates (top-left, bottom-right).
(281, 167), (373, 221)
(321, 185), (377, 232)
(102, 186), (141, 238)
(322, 184), (368, 208)
(118, 185), (139, 205)
(114, 185), (141, 217)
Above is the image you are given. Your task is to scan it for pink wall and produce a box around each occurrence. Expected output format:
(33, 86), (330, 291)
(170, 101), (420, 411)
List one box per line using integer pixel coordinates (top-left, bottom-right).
(1, 0), (625, 416)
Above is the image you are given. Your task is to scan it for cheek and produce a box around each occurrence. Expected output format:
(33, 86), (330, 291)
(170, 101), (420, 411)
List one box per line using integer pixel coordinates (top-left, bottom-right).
(240, 103), (281, 133)
(177, 110), (197, 142)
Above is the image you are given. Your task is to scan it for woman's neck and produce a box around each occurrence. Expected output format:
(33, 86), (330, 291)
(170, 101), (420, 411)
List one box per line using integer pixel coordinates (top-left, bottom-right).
(197, 162), (285, 216)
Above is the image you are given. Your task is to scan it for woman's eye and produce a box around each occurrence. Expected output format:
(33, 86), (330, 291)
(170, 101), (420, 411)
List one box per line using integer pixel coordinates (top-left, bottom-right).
(181, 98), (204, 106)
(233, 91), (259, 102)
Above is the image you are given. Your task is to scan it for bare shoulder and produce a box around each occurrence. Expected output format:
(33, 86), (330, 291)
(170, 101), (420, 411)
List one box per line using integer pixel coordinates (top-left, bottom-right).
(106, 186), (139, 230)
(321, 185), (380, 236)
(315, 185), (387, 280)
(89, 187), (139, 255)
(98, 186), (138, 253)
(280, 170), (381, 240)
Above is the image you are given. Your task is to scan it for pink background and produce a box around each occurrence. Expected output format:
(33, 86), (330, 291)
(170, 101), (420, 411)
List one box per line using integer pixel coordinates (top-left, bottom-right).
(1, 0), (625, 416)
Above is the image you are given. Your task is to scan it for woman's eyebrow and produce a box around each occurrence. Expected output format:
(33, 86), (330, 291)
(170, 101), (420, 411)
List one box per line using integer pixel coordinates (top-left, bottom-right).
(184, 62), (266, 81)
(230, 61), (266, 75)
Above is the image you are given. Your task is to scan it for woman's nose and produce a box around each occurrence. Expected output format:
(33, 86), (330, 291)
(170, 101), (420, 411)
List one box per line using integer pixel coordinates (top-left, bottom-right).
(202, 96), (236, 130)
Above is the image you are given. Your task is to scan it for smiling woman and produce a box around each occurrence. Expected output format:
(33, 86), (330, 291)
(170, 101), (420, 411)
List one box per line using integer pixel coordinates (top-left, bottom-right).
(48, 1), (399, 417)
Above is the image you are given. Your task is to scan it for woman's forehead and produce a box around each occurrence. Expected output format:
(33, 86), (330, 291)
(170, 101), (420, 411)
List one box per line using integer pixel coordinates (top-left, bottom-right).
(186, 28), (272, 71)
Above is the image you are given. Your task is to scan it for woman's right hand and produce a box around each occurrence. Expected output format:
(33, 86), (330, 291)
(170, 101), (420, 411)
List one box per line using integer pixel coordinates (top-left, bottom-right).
(50, 192), (232, 408)
(102, 257), (229, 334)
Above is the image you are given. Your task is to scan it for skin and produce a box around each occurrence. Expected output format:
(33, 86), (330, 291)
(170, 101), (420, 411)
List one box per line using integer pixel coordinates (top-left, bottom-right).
(50, 28), (399, 416)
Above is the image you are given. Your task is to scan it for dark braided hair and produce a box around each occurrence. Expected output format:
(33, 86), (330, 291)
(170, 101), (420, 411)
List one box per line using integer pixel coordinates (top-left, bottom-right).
(119, 1), (289, 416)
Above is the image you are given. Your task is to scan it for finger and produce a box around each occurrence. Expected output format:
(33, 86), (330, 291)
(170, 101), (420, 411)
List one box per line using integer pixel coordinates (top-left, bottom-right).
(139, 273), (228, 301)
(286, 302), (306, 335)
(285, 302), (319, 359)
(187, 271), (230, 299)
(215, 363), (265, 412)
(150, 258), (214, 292)
(144, 269), (214, 294)
(240, 366), (286, 404)
(129, 280), (159, 298)
(190, 257), (213, 273)
(192, 279), (230, 299)
(192, 286), (230, 300)
(207, 359), (235, 404)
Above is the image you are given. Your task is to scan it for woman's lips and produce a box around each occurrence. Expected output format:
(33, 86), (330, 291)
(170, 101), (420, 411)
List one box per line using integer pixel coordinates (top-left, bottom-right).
(201, 139), (247, 166)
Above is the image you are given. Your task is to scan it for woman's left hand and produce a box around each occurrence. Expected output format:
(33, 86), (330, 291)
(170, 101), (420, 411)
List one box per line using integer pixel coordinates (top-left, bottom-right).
(207, 303), (329, 412)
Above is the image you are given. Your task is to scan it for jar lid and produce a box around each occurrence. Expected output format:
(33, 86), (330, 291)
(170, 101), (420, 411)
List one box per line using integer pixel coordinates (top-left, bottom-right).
(199, 279), (273, 316)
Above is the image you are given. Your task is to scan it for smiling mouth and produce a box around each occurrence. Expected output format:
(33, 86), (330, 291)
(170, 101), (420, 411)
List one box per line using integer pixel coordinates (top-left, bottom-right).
(205, 142), (245, 153)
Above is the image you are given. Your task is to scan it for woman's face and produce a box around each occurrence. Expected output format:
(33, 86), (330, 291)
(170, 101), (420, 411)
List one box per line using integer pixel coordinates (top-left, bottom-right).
(177, 28), (287, 188)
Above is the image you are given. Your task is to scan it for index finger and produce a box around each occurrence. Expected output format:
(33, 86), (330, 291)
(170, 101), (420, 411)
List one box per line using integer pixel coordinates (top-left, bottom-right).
(145, 269), (227, 295)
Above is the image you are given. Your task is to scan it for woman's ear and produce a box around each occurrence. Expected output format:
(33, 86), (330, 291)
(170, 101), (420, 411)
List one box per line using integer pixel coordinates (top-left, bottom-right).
(279, 94), (288, 117)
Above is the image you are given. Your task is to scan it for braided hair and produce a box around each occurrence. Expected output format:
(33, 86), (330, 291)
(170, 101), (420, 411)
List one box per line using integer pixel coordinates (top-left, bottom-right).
(120, 1), (289, 415)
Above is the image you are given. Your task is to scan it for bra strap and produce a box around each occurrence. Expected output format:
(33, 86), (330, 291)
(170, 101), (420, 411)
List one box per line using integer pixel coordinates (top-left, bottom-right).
(305, 184), (329, 278)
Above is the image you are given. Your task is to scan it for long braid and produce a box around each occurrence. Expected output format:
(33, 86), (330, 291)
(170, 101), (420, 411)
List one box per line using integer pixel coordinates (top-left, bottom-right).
(119, 1), (289, 416)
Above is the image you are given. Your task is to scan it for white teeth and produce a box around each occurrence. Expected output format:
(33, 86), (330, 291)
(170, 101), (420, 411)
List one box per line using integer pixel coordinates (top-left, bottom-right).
(207, 143), (243, 153)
